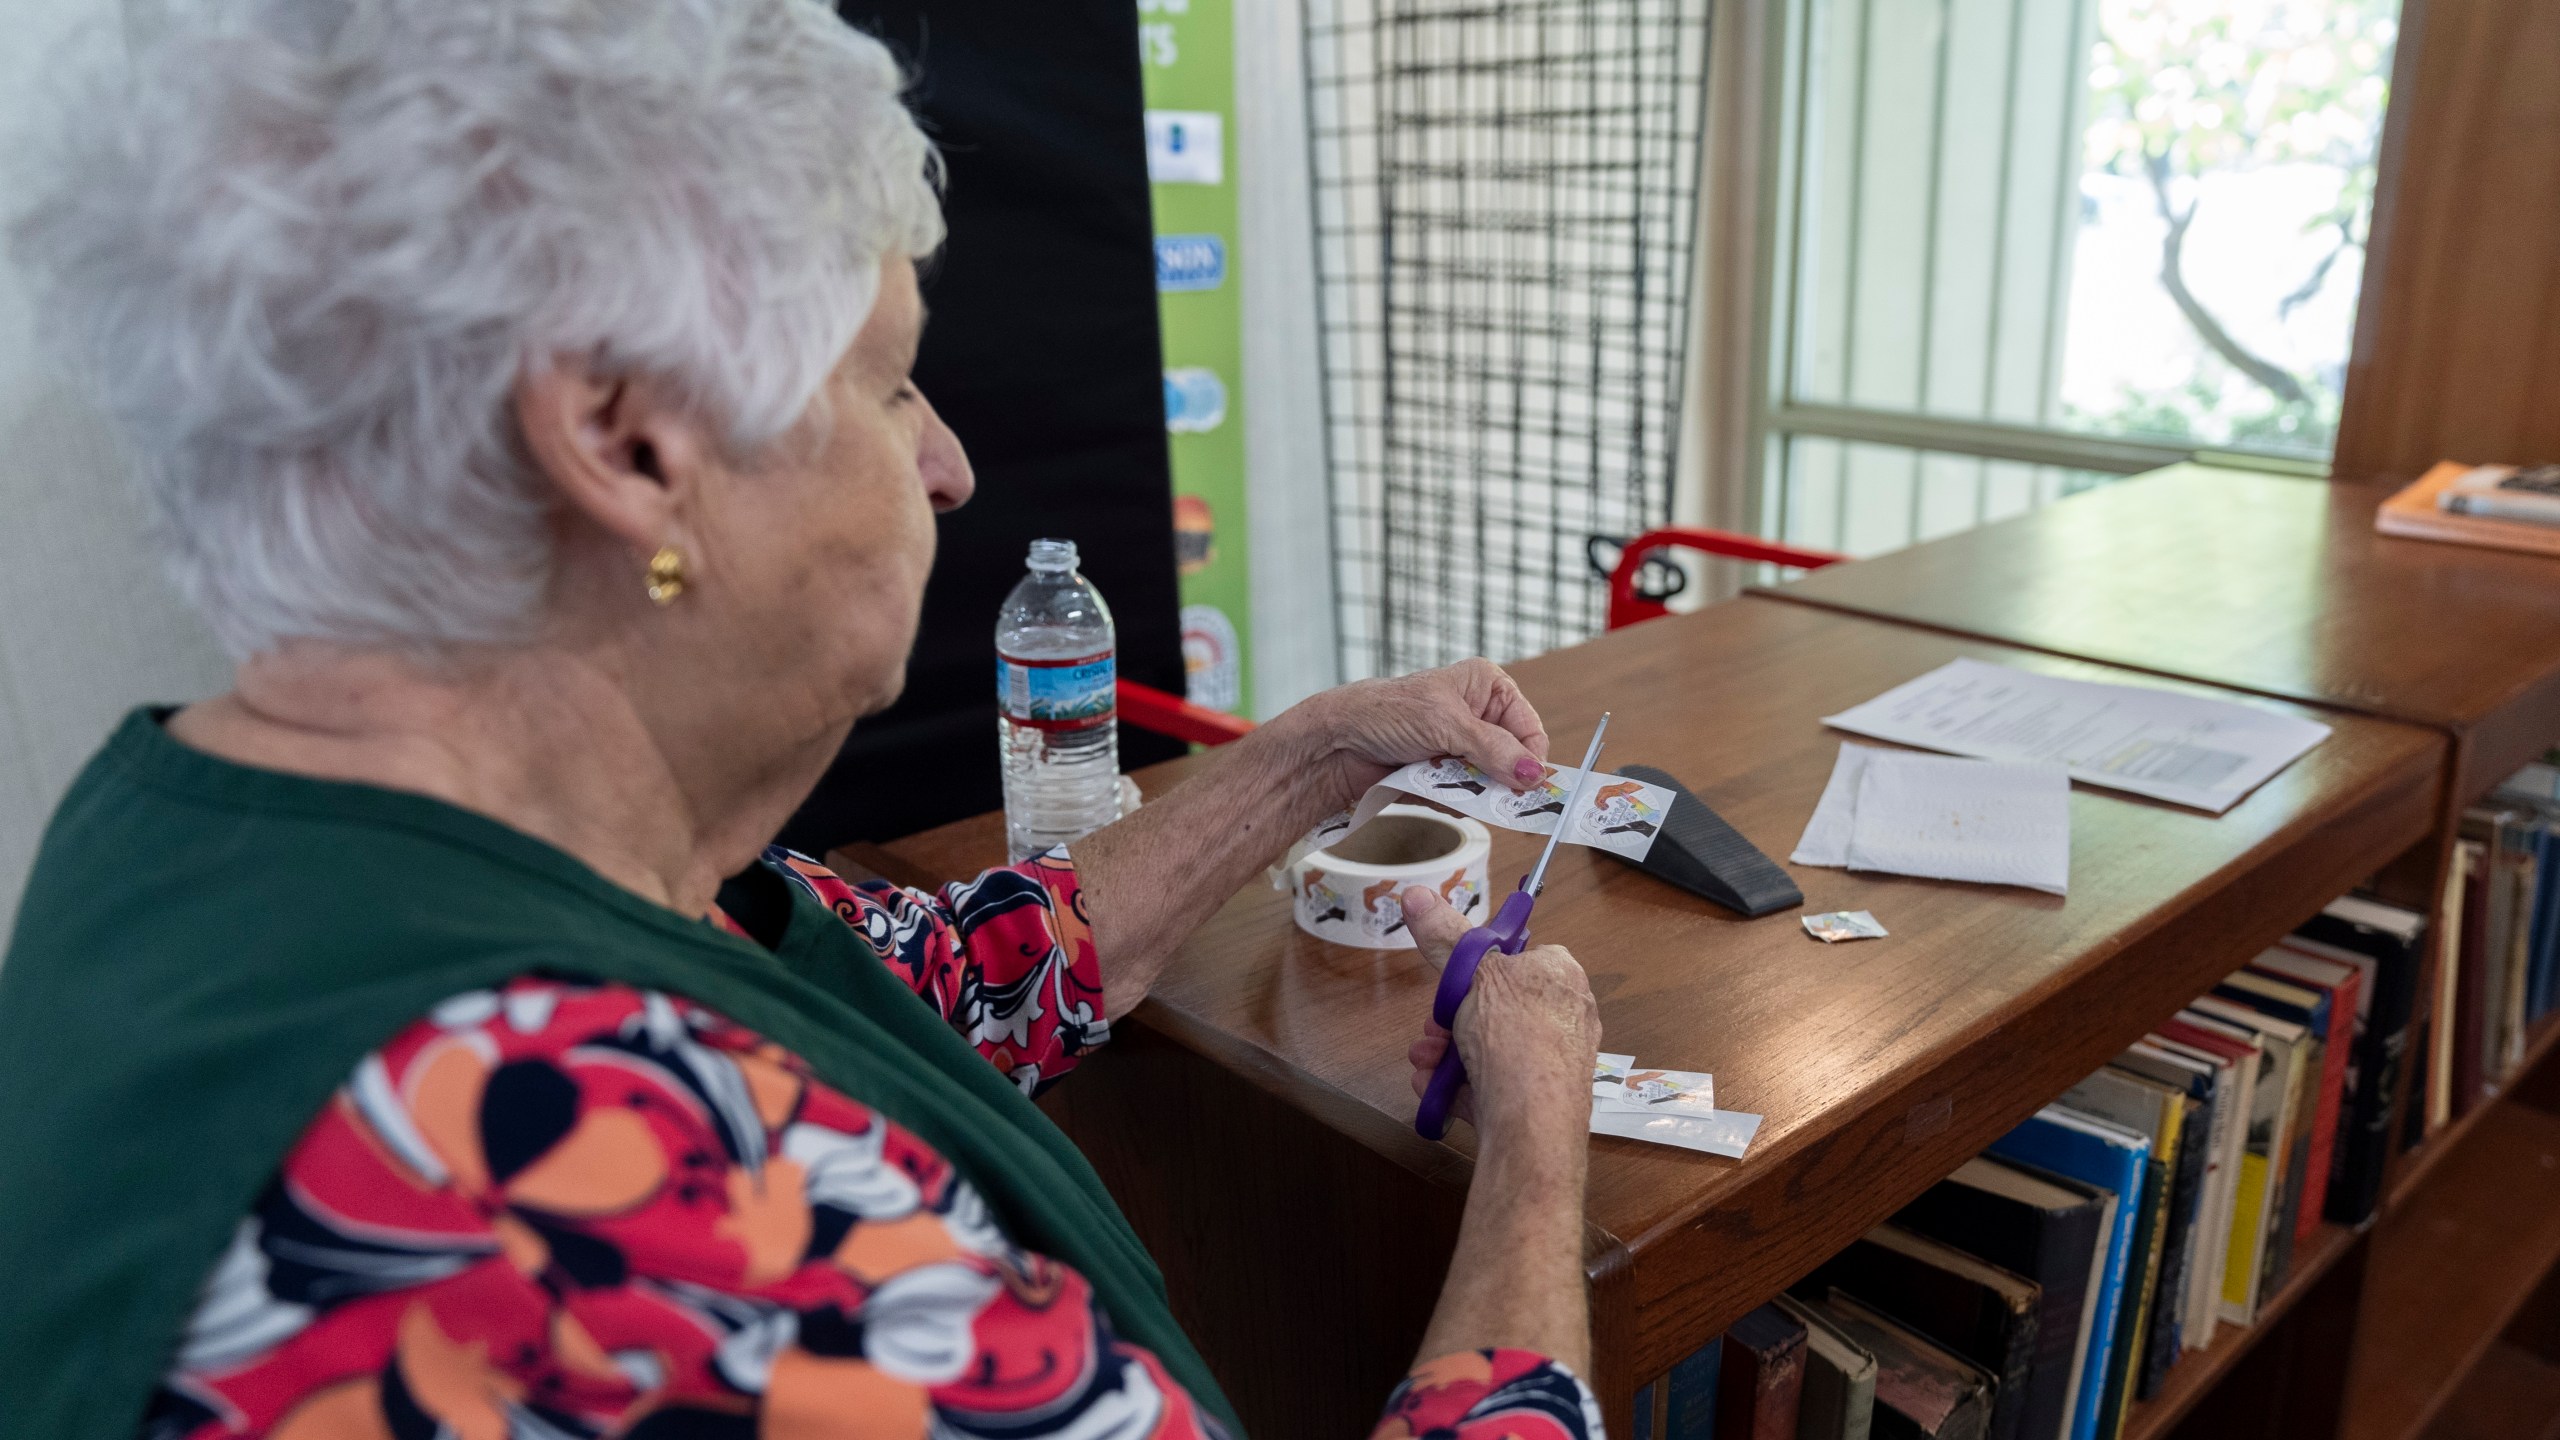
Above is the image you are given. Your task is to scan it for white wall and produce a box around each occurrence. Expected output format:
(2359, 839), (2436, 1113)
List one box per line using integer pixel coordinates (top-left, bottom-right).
(1233, 0), (1338, 716)
(0, 0), (234, 935)
(0, 0), (1346, 940)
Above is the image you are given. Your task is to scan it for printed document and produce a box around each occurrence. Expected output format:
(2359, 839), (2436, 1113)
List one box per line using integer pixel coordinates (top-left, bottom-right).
(1821, 658), (2330, 814)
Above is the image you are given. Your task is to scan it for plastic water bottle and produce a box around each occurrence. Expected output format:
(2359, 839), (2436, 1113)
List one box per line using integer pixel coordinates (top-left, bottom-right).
(997, 539), (1122, 860)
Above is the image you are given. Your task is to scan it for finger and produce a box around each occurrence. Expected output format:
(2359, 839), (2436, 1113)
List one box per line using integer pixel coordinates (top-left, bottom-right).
(1474, 662), (1551, 764)
(1459, 716), (1547, 793)
(1407, 1062), (1476, 1126)
(1409, 1031), (1450, 1069)
(1401, 886), (1473, 970)
(1432, 660), (1549, 789)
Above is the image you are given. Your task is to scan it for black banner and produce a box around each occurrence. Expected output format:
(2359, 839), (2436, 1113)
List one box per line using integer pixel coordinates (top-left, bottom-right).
(783, 3), (1187, 853)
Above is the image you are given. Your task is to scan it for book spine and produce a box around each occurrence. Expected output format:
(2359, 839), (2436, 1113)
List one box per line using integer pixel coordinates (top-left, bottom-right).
(1666, 1335), (1723, 1440)
(2139, 1103), (2208, 1395)
(2532, 828), (2560, 1021)
(2455, 849), (2492, 1117)
(1714, 1338), (1762, 1440)
(2082, 1161), (2143, 1440)
(2321, 942), (2398, 1225)
(1754, 1342), (1805, 1440)
(2401, 1022), (2432, 1152)
(2443, 489), (2560, 526)
(2258, 1045), (2312, 1299)
(2295, 1001), (2349, 1253)
(2100, 1148), (2173, 1440)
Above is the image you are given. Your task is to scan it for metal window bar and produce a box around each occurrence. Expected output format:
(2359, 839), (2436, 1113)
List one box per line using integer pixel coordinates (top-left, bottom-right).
(1306, 0), (1715, 678)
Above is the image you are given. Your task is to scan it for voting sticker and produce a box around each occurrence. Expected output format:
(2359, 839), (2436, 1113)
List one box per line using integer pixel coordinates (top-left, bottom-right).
(1599, 1068), (1714, 1115)
(1355, 756), (1676, 861)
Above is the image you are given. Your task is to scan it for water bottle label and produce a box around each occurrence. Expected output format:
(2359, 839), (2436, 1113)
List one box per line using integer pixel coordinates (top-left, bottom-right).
(997, 651), (1116, 731)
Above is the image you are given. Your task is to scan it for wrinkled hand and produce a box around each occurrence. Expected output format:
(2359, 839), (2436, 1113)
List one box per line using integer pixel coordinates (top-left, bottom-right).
(1283, 658), (1551, 801)
(1401, 887), (1600, 1136)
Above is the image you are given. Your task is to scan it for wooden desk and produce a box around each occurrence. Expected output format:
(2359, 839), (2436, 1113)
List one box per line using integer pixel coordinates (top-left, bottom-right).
(1755, 464), (2560, 805)
(868, 595), (2444, 1440)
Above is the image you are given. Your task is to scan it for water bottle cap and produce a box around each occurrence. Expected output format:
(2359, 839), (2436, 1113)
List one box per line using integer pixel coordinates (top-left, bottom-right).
(1027, 538), (1078, 573)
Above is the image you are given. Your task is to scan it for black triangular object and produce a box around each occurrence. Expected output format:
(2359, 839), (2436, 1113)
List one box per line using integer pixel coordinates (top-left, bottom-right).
(1610, 764), (1802, 918)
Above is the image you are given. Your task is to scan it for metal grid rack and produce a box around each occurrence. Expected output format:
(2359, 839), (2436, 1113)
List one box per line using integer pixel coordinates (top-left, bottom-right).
(1305, 0), (1714, 678)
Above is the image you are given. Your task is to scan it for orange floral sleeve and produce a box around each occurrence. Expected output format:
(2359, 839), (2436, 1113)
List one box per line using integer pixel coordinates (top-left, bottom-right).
(141, 976), (1601, 1440)
(762, 846), (1107, 1096)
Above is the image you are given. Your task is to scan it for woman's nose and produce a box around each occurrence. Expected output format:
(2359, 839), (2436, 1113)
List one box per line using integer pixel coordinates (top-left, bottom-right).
(915, 390), (975, 512)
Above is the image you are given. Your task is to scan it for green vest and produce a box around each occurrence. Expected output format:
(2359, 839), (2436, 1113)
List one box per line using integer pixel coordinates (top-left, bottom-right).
(0, 709), (1236, 1437)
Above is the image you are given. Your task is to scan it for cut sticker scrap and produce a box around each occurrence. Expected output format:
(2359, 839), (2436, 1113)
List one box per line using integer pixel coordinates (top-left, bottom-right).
(1803, 910), (1889, 943)
(1592, 1053), (1635, 1104)
(1601, 1069), (1714, 1115)
(1346, 756), (1675, 862)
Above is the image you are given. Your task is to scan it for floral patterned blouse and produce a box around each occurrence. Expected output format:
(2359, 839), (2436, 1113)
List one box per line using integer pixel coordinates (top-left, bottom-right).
(143, 848), (1601, 1440)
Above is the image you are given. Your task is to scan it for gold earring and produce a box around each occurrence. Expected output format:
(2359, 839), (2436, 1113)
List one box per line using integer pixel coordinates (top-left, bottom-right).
(645, 545), (687, 605)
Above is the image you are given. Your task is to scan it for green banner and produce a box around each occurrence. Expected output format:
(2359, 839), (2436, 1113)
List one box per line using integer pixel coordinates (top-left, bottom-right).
(1139, 0), (1250, 715)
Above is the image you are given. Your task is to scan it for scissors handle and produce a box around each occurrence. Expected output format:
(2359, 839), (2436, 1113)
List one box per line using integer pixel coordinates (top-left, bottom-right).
(1415, 886), (1535, 1140)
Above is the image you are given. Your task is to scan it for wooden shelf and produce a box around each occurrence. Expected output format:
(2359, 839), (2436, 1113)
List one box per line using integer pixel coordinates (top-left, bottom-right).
(2417, 1341), (2560, 1440)
(2389, 1011), (2560, 1214)
(2344, 1099), (2560, 1440)
(2121, 1221), (2364, 1440)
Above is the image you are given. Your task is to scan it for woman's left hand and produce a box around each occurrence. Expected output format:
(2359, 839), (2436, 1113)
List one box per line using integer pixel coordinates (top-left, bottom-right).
(1280, 658), (1552, 802)
(1074, 657), (1547, 1019)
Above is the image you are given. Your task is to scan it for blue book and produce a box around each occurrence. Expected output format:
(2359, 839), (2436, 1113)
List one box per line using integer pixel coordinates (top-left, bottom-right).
(2528, 824), (2560, 1020)
(1989, 1106), (2151, 1440)
(1662, 1333), (1721, 1440)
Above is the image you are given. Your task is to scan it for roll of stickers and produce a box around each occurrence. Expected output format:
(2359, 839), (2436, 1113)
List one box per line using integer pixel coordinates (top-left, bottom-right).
(1287, 803), (1492, 950)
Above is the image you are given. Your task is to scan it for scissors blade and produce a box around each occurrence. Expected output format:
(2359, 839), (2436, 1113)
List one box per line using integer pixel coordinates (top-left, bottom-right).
(1524, 712), (1611, 897)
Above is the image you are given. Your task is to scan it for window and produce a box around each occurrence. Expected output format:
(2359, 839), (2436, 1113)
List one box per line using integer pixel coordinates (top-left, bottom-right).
(1760, 0), (2400, 555)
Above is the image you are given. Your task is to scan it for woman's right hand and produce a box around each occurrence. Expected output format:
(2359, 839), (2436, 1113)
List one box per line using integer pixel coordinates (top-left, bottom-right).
(1400, 884), (1600, 1373)
(1401, 886), (1601, 1139)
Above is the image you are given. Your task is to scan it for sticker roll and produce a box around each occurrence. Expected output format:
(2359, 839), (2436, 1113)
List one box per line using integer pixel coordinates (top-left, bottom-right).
(1288, 803), (1492, 950)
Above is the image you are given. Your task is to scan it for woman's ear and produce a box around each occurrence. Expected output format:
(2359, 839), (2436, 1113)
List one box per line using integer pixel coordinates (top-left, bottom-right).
(513, 359), (711, 551)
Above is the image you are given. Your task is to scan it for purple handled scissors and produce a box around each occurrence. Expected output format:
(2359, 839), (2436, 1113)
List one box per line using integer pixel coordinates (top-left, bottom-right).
(1414, 714), (1611, 1140)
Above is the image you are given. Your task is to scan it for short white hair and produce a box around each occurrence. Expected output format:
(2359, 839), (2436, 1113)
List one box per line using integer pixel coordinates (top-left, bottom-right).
(11, 0), (944, 657)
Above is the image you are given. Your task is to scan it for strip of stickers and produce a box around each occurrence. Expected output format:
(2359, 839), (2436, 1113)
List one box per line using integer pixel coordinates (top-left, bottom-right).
(1310, 756), (1676, 863)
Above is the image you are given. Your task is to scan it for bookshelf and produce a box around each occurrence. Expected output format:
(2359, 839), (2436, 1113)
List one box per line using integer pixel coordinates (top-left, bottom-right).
(2423, 1342), (2560, 1440)
(2386, 1010), (2560, 1212)
(2345, 1098), (2560, 1440)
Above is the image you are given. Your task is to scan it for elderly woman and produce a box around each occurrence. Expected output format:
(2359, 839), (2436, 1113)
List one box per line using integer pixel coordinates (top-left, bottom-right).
(0, 2), (1606, 1438)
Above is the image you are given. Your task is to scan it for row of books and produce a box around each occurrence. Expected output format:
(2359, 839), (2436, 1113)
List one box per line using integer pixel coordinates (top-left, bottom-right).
(1635, 890), (2434, 1440)
(2429, 760), (2560, 1129)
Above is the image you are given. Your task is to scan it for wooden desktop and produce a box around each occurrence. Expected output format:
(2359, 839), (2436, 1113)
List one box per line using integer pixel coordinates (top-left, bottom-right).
(851, 592), (2448, 1440)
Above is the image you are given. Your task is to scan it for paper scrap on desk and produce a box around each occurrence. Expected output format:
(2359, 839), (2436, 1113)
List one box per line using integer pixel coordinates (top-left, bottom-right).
(1803, 910), (1888, 942)
(1821, 657), (2330, 813)
(1311, 756), (1676, 861)
(1793, 743), (2072, 894)
(1586, 1060), (1756, 1156)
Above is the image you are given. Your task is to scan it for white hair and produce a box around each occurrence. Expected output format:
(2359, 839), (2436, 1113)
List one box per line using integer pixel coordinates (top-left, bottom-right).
(10, 0), (944, 657)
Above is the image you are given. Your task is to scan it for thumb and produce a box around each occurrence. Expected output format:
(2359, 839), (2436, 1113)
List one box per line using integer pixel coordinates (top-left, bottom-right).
(1402, 885), (1473, 971)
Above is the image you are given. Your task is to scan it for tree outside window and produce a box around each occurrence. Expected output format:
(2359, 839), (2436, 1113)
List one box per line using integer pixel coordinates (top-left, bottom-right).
(2068, 0), (2398, 457)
